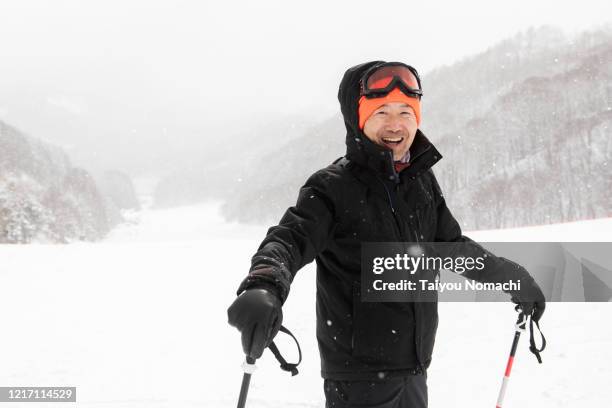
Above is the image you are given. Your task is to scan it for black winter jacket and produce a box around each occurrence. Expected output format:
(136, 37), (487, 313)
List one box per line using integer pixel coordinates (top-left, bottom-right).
(235, 61), (537, 380)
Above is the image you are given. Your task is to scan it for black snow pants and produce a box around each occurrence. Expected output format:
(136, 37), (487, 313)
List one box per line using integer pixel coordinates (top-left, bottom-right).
(323, 373), (428, 408)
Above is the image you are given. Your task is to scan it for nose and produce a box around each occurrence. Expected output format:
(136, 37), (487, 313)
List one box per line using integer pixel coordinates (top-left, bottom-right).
(384, 113), (404, 132)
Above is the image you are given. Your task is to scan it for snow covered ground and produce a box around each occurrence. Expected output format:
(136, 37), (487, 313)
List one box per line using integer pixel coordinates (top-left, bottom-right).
(0, 201), (610, 407)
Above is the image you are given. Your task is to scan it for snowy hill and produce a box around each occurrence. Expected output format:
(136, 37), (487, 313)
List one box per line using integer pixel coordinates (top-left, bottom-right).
(426, 27), (612, 230)
(0, 120), (116, 242)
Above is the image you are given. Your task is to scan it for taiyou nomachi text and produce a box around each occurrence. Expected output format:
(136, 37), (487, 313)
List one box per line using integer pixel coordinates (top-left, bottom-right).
(372, 279), (522, 292)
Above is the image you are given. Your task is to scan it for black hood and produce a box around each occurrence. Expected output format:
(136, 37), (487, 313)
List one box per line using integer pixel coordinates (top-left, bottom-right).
(337, 61), (442, 183)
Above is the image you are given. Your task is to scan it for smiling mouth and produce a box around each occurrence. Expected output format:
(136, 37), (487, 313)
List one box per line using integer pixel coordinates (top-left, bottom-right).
(381, 137), (404, 147)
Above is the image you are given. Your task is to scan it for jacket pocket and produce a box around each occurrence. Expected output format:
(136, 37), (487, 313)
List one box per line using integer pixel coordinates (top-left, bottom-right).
(351, 282), (417, 367)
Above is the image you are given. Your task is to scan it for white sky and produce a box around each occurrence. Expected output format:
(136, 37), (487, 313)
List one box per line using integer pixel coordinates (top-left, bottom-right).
(0, 0), (610, 173)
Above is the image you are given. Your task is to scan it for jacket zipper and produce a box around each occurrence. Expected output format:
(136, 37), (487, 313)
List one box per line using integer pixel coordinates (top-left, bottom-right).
(374, 176), (407, 241)
(376, 175), (425, 373)
(394, 182), (422, 244)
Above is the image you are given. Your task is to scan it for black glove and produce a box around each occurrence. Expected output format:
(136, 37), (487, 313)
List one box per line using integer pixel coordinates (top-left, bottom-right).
(510, 277), (546, 322)
(227, 286), (283, 359)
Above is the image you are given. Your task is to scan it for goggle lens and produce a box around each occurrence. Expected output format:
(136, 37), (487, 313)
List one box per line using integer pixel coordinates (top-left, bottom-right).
(366, 65), (420, 91)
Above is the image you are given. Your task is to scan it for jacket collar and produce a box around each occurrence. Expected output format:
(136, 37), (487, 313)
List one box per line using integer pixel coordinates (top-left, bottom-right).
(338, 61), (442, 183)
(346, 128), (442, 183)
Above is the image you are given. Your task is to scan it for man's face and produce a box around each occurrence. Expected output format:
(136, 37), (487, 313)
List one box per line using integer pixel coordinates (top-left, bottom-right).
(362, 102), (418, 161)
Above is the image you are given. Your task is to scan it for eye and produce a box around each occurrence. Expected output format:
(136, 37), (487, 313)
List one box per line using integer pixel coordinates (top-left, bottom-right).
(376, 110), (387, 115)
(400, 111), (413, 116)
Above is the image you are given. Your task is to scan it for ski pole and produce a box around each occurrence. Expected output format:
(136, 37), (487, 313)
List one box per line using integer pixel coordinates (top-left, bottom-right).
(495, 312), (528, 408)
(235, 326), (303, 407)
(237, 356), (257, 408)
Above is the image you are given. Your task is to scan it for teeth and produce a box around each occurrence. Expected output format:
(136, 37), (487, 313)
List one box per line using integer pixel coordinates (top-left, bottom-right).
(382, 137), (402, 143)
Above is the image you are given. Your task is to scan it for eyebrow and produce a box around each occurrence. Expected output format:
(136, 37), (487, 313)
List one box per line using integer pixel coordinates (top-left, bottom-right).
(377, 103), (412, 109)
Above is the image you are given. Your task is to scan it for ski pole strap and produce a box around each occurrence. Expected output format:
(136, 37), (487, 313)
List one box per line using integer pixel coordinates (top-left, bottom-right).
(528, 318), (546, 364)
(268, 325), (302, 376)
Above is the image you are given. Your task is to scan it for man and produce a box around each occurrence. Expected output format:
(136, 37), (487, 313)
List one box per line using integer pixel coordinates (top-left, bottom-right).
(227, 61), (546, 407)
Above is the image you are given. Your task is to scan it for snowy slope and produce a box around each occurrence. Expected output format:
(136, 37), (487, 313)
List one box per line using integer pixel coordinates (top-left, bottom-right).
(0, 202), (610, 407)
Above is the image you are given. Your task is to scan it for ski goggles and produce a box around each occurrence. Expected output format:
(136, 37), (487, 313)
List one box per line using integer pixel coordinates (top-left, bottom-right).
(360, 62), (423, 99)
